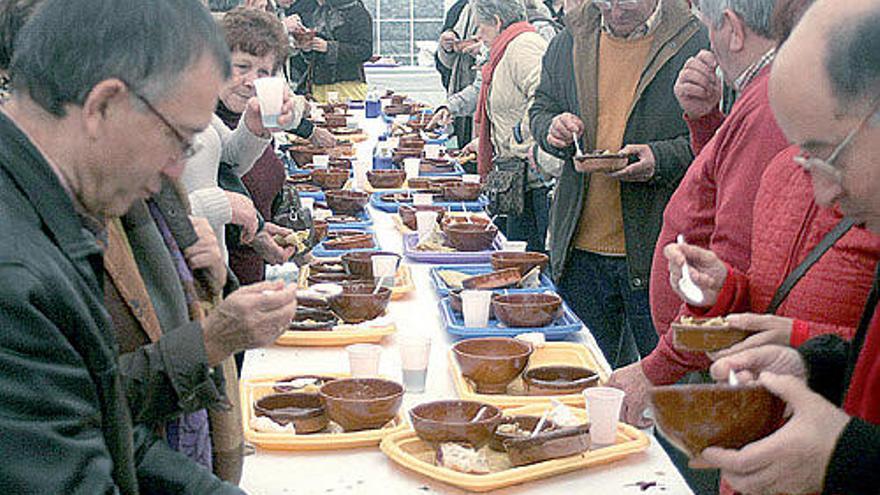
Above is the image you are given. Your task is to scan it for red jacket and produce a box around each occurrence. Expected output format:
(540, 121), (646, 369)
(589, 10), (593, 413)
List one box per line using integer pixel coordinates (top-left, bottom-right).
(644, 67), (790, 384)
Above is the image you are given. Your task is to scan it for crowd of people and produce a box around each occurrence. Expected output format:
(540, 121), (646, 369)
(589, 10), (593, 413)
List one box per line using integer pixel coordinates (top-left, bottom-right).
(0, 0), (879, 493)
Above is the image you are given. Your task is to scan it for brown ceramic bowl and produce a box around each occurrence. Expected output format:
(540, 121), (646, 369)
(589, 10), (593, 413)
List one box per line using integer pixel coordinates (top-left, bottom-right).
(522, 366), (600, 395)
(461, 268), (521, 290)
(319, 378), (404, 432)
(398, 136), (425, 149)
(442, 182), (482, 202)
(309, 259), (346, 273)
(325, 190), (369, 215)
(573, 151), (629, 173)
(323, 114), (348, 129)
(384, 104), (414, 116)
(273, 375), (337, 394)
(289, 308), (339, 332)
(311, 168), (349, 190)
(326, 229), (367, 239)
(440, 214), (491, 233)
(312, 219), (329, 242)
(444, 223), (498, 252)
(419, 162), (456, 175)
(452, 337), (533, 394)
(367, 169), (406, 189)
(322, 233), (375, 251)
(392, 147), (422, 163)
(297, 295), (331, 311)
(409, 400), (502, 447)
(286, 172), (313, 184)
(254, 392), (329, 434)
(295, 183), (321, 193)
(327, 283), (392, 323)
(406, 177), (433, 189)
(289, 145), (324, 167)
(325, 214), (360, 225)
(488, 415), (557, 451)
(319, 102), (349, 114)
(398, 204), (446, 230)
(671, 317), (759, 352)
(649, 383), (786, 458)
(307, 271), (363, 285)
(490, 252), (550, 277)
(391, 94), (407, 105)
(341, 251), (401, 279)
(505, 423), (591, 466)
(328, 157), (353, 169)
(492, 293), (563, 328)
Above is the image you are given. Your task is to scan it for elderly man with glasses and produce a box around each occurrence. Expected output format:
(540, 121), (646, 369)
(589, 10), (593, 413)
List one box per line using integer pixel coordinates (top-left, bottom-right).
(529, 0), (708, 370)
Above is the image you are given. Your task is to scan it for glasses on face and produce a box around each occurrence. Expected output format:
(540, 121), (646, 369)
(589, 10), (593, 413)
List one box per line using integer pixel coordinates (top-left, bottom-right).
(793, 97), (880, 185)
(123, 83), (201, 160)
(593, 0), (640, 10)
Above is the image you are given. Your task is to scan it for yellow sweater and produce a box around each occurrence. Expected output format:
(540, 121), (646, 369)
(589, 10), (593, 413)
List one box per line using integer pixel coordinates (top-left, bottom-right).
(574, 32), (653, 254)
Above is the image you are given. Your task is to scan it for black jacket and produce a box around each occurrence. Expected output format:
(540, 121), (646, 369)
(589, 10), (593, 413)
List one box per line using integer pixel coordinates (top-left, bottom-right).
(294, 0), (373, 88)
(529, 1), (708, 288)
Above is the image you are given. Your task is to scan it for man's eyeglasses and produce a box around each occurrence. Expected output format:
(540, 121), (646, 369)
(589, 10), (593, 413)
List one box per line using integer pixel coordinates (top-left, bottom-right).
(123, 82), (200, 160)
(793, 97), (880, 185)
(592, 0), (640, 10)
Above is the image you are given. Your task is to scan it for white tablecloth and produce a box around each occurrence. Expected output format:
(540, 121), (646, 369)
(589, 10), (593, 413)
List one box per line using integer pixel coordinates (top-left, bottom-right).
(240, 110), (694, 495)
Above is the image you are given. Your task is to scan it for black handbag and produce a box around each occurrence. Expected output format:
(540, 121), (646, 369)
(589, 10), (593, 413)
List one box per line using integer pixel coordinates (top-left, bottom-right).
(273, 184), (317, 249)
(483, 157), (526, 216)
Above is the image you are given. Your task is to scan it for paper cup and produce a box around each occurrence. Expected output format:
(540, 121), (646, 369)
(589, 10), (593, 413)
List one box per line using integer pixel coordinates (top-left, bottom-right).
(424, 144), (442, 160)
(371, 254), (399, 287)
(253, 77), (286, 129)
(353, 159), (370, 190)
(462, 174), (481, 184)
(415, 210), (437, 243)
(583, 387), (625, 446)
(413, 193), (433, 206)
(399, 334), (431, 393)
(312, 154), (330, 167)
(346, 343), (382, 377)
(461, 290), (492, 328)
(501, 240), (528, 252)
(403, 158), (420, 180)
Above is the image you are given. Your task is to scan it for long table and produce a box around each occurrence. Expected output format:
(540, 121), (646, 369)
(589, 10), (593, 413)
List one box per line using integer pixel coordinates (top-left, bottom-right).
(239, 107), (694, 495)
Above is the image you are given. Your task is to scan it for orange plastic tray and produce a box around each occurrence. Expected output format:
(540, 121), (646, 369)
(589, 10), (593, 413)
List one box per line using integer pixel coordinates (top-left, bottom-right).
(449, 342), (609, 409)
(241, 374), (408, 451)
(380, 403), (649, 492)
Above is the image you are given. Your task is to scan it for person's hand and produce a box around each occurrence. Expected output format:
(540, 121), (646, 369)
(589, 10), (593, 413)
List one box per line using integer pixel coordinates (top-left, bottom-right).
(607, 144), (655, 182)
(607, 362), (654, 428)
(250, 223), (296, 265)
(202, 281), (297, 366)
(461, 137), (479, 156)
(709, 344), (807, 384)
(309, 37), (328, 53)
(439, 30), (459, 52)
(547, 112), (584, 149)
(244, 86), (299, 134)
(663, 242), (728, 307)
(184, 216), (227, 294)
(463, 41), (484, 57)
(309, 126), (337, 148)
(283, 14), (304, 33)
(674, 50), (722, 120)
(428, 107), (452, 130)
(708, 314), (795, 359)
(225, 191), (259, 244)
(696, 372), (850, 495)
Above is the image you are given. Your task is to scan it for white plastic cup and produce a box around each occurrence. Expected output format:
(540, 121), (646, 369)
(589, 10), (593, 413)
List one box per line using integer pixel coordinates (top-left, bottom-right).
(461, 290), (492, 328)
(253, 76), (286, 129)
(583, 387), (626, 447)
(300, 197), (315, 212)
(413, 192), (433, 206)
(404, 158), (421, 180)
(346, 343), (382, 377)
(462, 174), (481, 184)
(399, 334), (431, 393)
(388, 136), (400, 148)
(312, 154), (330, 167)
(424, 144), (442, 160)
(415, 210), (438, 243)
(346, 116), (358, 129)
(327, 91), (340, 103)
(502, 240), (528, 252)
(353, 160), (370, 190)
(371, 254), (399, 287)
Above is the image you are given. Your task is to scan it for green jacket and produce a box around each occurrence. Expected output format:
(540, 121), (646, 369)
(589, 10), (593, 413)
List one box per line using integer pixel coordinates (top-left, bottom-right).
(0, 112), (241, 493)
(529, 0), (707, 288)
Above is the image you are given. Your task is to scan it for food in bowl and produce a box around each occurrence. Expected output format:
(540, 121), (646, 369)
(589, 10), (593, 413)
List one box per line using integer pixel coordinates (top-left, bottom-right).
(253, 392), (329, 434)
(488, 415), (557, 451)
(522, 366), (600, 395)
(671, 316), (758, 352)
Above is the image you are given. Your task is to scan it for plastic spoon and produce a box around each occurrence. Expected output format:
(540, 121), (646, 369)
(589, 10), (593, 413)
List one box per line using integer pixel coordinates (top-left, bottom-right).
(485, 214), (498, 230)
(470, 406), (488, 423)
(676, 234), (705, 305)
(372, 276), (386, 294)
(728, 369), (740, 386)
(530, 405), (552, 438)
(572, 132), (584, 157)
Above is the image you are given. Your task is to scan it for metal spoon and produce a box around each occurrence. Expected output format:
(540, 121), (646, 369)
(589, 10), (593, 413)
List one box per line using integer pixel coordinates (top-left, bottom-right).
(676, 234), (705, 305)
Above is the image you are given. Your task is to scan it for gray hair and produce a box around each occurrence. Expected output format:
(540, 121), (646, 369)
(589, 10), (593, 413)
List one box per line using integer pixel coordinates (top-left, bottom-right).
(698, 0), (778, 39)
(10, 0), (231, 117)
(471, 0), (527, 29)
(825, 9), (880, 114)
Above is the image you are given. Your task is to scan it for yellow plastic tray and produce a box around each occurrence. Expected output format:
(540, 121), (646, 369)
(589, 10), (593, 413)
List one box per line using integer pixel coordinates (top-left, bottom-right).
(449, 342), (609, 409)
(297, 263), (414, 300)
(241, 374), (408, 451)
(275, 322), (396, 347)
(380, 403), (649, 492)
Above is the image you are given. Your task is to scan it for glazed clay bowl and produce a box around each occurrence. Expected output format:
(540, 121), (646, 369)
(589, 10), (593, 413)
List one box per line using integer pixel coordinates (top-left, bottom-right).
(289, 308), (339, 331)
(297, 295), (331, 311)
(254, 392), (329, 434)
(490, 251), (550, 276)
(671, 317), (759, 352)
(307, 271), (363, 285)
(409, 400), (502, 447)
(522, 366), (600, 395)
(492, 292), (563, 328)
(286, 172), (312, 184)
(312, 219), (329, 242)
(319, 378), (404, 432)
(461, 268), (521, 290)
(323, 114), (348, 129)
(488, 415), (557, 451)
(443, 182), (482, 202)
(289, 145), (324, 167)
(311, 168), (349, 190)
(505, 423), (591, 466)
(398, 136), (425, 149)
(444, 223), (498, 252)
(273, 375), (337, 394)
(328, 157), (353, 169)
(341, 250), (401, 279)
(440, 214), (491, 233)
(384, 104), (414, 116)
(295, 183), (321, 193)
(367, 169), (406, 189)
(572, 152), (629, 173)
(452, 337), (533, 394)
(327, 283), (392, 323)
(398, 204), (446, 230)
(322, 233), (375, 251)
(325, 190), (369, 215)
(649, 383), (786, 458)
(406, 177), (434, 190)
(391, 147), (422, 164)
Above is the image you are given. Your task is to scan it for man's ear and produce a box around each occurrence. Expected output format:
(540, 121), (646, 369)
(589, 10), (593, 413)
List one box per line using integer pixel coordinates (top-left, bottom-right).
(80, 79), (128, 138)
(723, 9), (746, 53)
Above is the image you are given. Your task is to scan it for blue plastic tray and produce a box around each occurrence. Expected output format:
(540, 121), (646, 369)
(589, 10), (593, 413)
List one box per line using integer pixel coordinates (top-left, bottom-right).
(297, 188), (325, 201)
(428, 264), (556, 297)
(438, 297), (582, 340)
(311, 229), (380, 258)
(325, 208), (373, 229)
(402, 233), (500, 264)
(370, 190), (488, 213)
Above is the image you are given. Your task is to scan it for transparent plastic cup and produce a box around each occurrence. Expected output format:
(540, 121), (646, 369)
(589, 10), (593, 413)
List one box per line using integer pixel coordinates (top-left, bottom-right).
(399, 334), (431, 393)
(346, 343), (382, 377)
(424, 144), (442, 159)
(253, 77), (286, 129)
(461, 290), (492, 328)
(403, 158), (420, 180)
(583, 387), (626, 447)
(413, 193), (433, 206)
(501, 240), (528, 252)
(353, 160), (370, 190)
(415, 211), (437, 244)
(371, 254), (399, 288)
(312, 155), (330, 167)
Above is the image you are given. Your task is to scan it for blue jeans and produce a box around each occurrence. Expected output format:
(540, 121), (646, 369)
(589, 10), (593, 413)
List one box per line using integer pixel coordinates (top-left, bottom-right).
(557, 249), (657, 368)
(506, 186), (550, 253)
